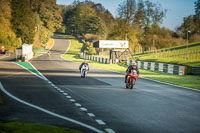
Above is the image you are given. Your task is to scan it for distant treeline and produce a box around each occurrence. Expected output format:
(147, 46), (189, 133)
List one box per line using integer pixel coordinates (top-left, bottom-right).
(0, 0), (62, 52)
(0, 0), (199, 54)
(58, 0), (200, 54)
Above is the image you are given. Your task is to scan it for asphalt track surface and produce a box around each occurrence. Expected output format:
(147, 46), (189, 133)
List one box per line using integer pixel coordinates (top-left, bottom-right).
(0, 35), (200, 133)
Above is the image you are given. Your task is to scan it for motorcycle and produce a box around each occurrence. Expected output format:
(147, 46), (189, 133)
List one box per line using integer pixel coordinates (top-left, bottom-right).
(126, 70), (138, 89)
(81, 64), (89, 78)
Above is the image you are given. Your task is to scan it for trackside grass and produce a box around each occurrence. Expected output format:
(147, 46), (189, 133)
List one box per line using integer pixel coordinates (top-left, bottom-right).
(0, 121), (83, 133)
(134, 42), (200, 66)
(62, 35), (200, 90)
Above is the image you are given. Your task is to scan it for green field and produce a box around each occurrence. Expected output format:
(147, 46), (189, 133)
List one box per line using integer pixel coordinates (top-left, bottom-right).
(0, 121), (83, 133)
(62, 35), (200, 90)
(133, 42), (200, 66)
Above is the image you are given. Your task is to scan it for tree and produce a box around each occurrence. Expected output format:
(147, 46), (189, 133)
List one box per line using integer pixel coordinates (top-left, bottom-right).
(177, 0), (200, 42)
(29, 0), (62, 45)
(195, 0), (200, 19)
(64, 4), (96, 35)
(133, 0), (166, 52)
(0, 0), (21, 50)
(83, 16), (105, 35)
(117, 0), (136, 40)
(11, 0), (37, 44)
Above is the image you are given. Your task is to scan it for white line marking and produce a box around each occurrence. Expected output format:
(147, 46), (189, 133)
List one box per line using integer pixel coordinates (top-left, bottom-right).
(70, 99), (75, 102)
(75, 103), (81, 107)
(51, 84), (55, 87)
(66, 96), (71, 99)
(63, 93), (68, 95)
(80, 108), (88, 112)
(57, 88), (61, 91)
(28, 62), (48, 80)
(59, 90), (64, 93)
(96, 120), (106, 125)
(105, 128), (116, 133)
(0, 82), (105, 133)
(54, 86), (58, 89)
(87, 113), (95, 117)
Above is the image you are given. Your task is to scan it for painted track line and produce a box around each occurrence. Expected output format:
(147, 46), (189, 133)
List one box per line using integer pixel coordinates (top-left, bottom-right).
(105, 128), (116, 133)
(80, 107), (88, 112)
(75, 103), (81, 107)
(96, 120), (106, 125)
(88, 113), (95, 117)
(0, 82), (105, 133)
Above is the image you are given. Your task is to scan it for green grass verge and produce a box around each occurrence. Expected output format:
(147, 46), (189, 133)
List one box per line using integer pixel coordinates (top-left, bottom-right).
(34, 38), (54, 57)
(0, 121), (83, 133)
(134, 42), (200, 66)
(62, 34), (200, 90)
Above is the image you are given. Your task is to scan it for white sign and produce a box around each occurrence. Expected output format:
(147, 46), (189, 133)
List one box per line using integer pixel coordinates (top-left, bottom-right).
(22, 44), (32, 55)
(94, 40), (129, 48)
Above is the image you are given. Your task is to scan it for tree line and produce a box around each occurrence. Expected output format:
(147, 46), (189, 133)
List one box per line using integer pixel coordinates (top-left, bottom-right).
(0, 0), (199, 54)
(0, 0), (62, 52)
(60, 0), (200, 54)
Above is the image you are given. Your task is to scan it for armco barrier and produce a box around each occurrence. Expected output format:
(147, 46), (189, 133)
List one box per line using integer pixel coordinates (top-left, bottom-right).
(79, 53), (187, 75)
(191, 66), (200, 75)
(127, 59), (186, 76)
(79, 53), (110, 64)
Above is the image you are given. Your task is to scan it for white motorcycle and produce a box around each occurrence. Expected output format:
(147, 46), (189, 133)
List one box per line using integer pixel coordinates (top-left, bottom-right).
(81, 64), (89, 78)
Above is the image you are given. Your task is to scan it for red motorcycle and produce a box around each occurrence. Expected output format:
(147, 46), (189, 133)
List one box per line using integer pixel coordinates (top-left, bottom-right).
(126, 70), (138, 89)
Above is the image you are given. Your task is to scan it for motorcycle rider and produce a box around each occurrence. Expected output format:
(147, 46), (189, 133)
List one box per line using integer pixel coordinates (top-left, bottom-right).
(79, 60), (89, 72)
(125, 62), (139, 84)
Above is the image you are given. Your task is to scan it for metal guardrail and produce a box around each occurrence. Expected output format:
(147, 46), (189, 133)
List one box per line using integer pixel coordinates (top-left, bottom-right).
(192, 66), (200, 75)
(79, 53), (190, 76)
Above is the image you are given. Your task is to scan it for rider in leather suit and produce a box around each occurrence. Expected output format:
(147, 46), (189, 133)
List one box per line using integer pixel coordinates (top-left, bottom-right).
(125, 62), (139, 83)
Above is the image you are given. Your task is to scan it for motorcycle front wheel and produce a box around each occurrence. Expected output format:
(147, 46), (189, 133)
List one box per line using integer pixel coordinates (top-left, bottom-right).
(129, 79), (134, 89)
(82, 70), (86, 78)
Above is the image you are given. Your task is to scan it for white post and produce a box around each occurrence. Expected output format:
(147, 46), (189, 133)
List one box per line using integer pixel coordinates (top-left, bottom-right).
(159, 63), (164, 72)
(150, 62), (155, 71)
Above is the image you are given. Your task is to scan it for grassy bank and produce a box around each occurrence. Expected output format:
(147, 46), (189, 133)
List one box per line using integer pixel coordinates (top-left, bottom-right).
(34, 38), (54, 56)
(62, 35), (200, 90)
(134, 42), (200, 66)
(0, 121), (83, 133)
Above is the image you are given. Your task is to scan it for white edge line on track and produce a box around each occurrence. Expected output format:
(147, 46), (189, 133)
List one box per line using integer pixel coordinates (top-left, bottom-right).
(0, 82), (105, 133)
(105, 128), (116, 133)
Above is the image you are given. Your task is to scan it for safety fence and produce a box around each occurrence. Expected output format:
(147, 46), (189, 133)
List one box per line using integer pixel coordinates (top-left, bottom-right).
(127, 60), (186, 76)
(79, 53), (110, 64)
(79, 53), (187, 75)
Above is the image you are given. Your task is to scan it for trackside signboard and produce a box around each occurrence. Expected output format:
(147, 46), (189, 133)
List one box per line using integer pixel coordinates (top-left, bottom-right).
(93, 40), (129, 48)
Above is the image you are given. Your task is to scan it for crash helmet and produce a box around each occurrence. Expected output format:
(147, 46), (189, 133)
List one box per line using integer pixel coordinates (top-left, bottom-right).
(132, 62), (137, 66)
